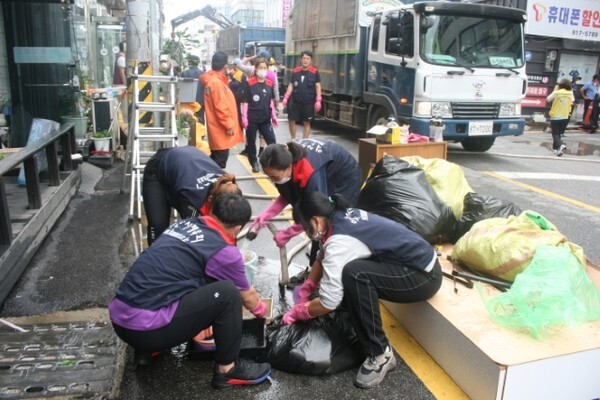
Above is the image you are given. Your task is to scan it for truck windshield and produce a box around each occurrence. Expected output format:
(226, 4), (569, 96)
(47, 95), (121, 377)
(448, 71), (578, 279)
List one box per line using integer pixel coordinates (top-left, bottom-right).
(420, 14), (524, 69)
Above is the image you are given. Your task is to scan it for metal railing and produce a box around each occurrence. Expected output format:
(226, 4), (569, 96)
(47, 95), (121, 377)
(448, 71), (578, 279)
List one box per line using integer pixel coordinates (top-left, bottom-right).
(0, 122), (77, 247)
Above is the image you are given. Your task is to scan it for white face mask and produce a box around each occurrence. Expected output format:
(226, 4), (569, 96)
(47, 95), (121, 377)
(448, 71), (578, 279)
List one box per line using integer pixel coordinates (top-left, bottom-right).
(256, 70), (267, 79)
(310, 220), (325, 241)
(274, 176), (291, 185)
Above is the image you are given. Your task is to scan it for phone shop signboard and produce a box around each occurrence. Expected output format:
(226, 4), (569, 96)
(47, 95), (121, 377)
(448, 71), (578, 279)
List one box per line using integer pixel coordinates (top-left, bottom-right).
(526, 0), (600, 41)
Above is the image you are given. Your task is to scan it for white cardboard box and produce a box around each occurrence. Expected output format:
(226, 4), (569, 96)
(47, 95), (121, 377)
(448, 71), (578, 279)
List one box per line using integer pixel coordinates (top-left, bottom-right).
(382, 245), (600, 400)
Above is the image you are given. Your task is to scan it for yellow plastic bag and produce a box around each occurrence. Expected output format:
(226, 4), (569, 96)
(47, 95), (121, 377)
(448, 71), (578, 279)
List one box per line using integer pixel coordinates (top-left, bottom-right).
(452, 210), (585, 281)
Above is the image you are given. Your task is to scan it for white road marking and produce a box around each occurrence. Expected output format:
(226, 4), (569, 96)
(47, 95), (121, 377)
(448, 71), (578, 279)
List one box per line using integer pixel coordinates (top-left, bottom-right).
(493, 172), (600, 182)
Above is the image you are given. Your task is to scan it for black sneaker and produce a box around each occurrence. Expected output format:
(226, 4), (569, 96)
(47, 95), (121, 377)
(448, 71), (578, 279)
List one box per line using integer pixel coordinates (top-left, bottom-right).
(240, 149), (248, 157)
(252, 163), (260, 173)
(212, 359), (271, 390)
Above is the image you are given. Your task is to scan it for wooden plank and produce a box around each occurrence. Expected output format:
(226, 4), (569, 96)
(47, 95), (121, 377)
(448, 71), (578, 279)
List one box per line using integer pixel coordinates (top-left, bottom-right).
(0, 169), (81, 304)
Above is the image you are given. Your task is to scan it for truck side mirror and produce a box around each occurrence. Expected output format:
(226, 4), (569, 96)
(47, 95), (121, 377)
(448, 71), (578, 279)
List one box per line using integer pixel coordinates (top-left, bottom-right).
(388, 37), (405, 55)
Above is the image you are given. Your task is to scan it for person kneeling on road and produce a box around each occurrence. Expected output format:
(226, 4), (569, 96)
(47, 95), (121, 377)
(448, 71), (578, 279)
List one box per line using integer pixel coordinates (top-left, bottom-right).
(283, 192), (443, 389)
(108, 194), (271, 390)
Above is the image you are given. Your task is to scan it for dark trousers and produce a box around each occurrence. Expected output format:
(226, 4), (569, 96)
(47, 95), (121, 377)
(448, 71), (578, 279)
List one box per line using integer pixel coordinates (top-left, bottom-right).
(210, 149), (230, 168)
(550, 119), (568, 150)
(245, 120), (276, 165)
(341, 258), (442, 357)
(112, 280), (242, 365)
(583, 96), (599, 130)
(142, 152), (197, 246)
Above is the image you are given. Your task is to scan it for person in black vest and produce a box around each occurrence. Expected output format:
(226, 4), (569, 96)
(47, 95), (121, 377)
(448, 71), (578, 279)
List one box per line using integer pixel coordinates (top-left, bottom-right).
(250, 139), (361, 285)
(142, 146), (240, 246)
(181, 55), (205, 123)
(281, 50), (322, 140)
(283, 191), (442, 389)
(241, 57), (278, 173)
(108, 194), (271, 389)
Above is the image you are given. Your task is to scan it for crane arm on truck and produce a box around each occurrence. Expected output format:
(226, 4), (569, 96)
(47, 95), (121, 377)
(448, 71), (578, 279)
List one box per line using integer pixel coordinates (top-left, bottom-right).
(170, 5), (233, 32)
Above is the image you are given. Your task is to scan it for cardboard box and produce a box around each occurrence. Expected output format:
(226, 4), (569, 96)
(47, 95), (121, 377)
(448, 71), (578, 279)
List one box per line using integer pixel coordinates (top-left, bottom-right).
(367, 124), (401, 144)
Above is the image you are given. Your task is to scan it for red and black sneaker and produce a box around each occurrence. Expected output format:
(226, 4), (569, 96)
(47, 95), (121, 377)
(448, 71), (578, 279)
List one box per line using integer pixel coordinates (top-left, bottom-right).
(211, 359), (271, 390)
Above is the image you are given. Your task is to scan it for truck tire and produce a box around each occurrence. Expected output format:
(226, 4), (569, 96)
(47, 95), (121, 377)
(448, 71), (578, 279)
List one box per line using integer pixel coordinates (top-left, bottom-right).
(369, 106), (390, 128)
(461, 137), (496, 152)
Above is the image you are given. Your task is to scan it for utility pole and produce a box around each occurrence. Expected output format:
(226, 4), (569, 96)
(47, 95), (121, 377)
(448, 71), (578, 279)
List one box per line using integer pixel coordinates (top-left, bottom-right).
(126, 0), (151, 68)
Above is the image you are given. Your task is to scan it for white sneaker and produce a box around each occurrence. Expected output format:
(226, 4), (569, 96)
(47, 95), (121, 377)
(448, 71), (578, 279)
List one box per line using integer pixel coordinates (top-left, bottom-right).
(354, 346), (397, 389)
(557, 144), (566, 157)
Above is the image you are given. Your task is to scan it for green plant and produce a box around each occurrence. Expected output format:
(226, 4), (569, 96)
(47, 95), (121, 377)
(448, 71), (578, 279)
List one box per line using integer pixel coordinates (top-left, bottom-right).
(177, 111), (196, 138)
(92, 129), (112, 139)
(161, 29), (201, 71)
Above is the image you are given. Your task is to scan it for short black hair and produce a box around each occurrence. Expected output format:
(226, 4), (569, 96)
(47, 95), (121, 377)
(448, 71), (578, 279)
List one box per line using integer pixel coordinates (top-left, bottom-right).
(211, 193), (251, 228)
(301, 50), (313, 59)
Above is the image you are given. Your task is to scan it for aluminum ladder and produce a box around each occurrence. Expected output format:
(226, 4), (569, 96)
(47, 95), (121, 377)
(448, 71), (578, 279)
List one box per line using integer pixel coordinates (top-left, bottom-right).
(121, 65), (179, 221)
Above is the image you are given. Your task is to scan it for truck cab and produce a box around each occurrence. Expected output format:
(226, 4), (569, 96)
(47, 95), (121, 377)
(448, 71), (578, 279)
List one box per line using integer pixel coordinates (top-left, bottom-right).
(365, 2), (528, 151)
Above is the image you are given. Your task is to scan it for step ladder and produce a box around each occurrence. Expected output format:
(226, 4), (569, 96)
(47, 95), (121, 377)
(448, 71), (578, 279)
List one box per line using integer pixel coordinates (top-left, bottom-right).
(121, 65), (179, 221)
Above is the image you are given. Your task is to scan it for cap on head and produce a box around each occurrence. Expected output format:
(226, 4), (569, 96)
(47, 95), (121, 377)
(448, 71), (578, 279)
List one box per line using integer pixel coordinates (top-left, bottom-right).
(187, 55), (200, 65)
(232, 58), (243, 67)
(258, 51), (271, 60)
(212, 51), (228, 70)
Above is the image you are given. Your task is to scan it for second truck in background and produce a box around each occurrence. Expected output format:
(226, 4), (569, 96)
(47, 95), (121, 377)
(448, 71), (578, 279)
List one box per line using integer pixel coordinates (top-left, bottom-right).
(285, 0), (528, 152)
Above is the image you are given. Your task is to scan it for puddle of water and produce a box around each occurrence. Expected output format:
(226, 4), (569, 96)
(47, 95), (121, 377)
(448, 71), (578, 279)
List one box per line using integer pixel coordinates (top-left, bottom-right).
(541, 140), (600, 156)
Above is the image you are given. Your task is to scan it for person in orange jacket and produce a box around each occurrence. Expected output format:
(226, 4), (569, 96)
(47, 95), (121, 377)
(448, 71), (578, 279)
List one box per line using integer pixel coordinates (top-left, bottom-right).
(200, 51), (244, 168)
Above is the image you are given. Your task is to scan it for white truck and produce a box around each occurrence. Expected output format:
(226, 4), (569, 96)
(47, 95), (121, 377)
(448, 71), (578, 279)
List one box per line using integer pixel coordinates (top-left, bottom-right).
(285, 0), (528, 151)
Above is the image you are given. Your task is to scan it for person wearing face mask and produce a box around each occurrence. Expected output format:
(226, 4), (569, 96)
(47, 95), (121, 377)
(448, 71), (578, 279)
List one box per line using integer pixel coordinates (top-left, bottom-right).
(108, 194), (271, 389)
(248, 139), (361, 284)
(284, 191), (442, 389)
(240, 57), (278, 173)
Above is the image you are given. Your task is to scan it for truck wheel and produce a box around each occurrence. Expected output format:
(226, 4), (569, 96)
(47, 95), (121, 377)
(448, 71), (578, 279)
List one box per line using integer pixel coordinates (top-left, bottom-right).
(461, 137), (496, 152)
(369, 106), (390, 128)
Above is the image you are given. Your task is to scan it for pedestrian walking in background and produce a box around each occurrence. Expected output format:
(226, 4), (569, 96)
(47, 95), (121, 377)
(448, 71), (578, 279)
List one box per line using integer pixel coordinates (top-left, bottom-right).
(282, 50), (322, 140)
(142, 146), (241, 246)
(200, 51), (244, 168)
(241, 57), (278, 173)
(579, 74), (600, 133)
(108, 194), (271, 390)
(547, 79), (574, 157)
(284, 192), (442, 389)
(113, 41), (126, 86)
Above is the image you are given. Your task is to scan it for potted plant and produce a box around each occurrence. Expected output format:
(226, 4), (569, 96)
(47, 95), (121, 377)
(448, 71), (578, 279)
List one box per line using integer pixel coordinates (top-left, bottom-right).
(91, 129), (112, 152)
(177, 110), (196, 146)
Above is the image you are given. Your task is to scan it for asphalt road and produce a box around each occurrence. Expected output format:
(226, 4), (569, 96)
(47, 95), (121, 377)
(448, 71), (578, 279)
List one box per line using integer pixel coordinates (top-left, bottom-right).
(1, 119), (599, 399)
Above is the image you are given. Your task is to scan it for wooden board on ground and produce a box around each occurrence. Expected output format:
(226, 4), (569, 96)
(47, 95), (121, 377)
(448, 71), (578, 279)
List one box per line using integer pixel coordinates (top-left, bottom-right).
(382, 244), (600, 400)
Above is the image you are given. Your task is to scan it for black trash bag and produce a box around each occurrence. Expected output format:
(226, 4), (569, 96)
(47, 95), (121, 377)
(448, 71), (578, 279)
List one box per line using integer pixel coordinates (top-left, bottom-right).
(357, 155), (457, 244)
(259, 311), (364, 375)
(455, 192), (522, 239)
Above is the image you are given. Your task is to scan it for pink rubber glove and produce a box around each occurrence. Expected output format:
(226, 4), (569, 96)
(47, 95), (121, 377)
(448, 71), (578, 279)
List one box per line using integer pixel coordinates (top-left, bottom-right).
(273, 223), (304, 248)
(282, 93), (290, 107)
(241, 103), (249, 129)
(248, 196), (288, 233)
(271, 103), (279, 128)
(314, 96), (322, 113)
(282, 302), (313, 325)
(292, 278), (318, 304)
(249, 299), (267, 318)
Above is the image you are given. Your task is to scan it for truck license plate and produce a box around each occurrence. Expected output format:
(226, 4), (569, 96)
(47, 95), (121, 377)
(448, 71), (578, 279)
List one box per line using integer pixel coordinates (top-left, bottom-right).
(468, 121), (493, 136)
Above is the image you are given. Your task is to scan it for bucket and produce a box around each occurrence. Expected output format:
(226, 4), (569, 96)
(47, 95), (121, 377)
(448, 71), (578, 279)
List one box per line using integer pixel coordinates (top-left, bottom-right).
(61, 116), (88, 141)
(243, 250), (258, 284)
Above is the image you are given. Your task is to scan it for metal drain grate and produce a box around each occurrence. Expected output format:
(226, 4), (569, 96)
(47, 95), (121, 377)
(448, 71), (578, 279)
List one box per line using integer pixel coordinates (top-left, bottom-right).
(0, 321), (117, 399)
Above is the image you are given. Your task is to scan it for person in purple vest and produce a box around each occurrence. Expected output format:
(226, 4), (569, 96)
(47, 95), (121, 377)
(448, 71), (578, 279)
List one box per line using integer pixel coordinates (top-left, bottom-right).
(108, 194), (271, 390)
(283, 191), (443, 389)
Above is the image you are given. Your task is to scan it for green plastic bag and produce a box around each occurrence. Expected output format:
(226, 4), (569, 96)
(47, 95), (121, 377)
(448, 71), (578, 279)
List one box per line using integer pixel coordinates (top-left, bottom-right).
(480, 245), (600, 338)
